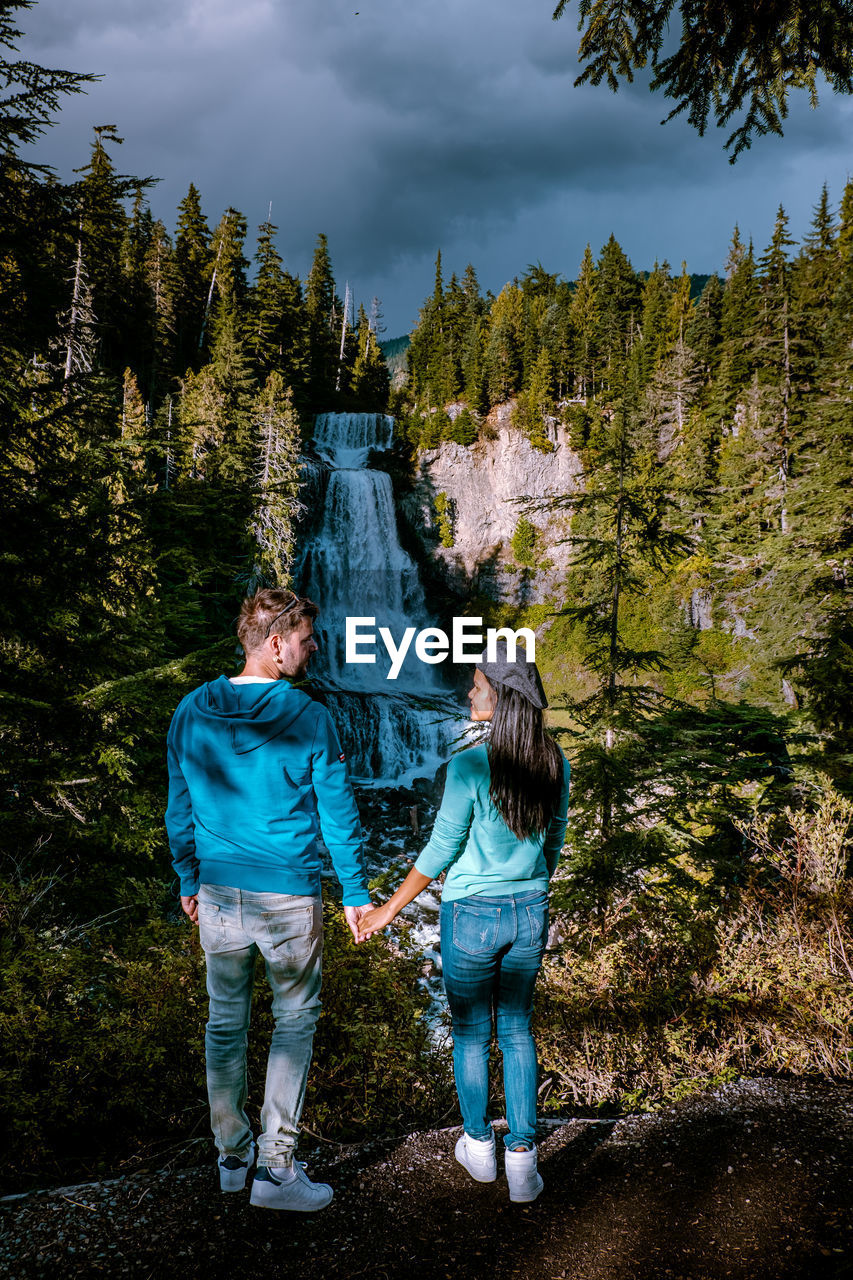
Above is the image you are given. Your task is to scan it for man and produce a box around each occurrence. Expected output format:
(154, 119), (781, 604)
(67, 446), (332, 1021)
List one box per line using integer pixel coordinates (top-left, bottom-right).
(166, 588), (372, 1211)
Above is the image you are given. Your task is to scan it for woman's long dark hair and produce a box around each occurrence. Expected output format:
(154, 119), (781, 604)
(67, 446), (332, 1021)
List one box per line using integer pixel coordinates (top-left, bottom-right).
(487, 684), (563, 839)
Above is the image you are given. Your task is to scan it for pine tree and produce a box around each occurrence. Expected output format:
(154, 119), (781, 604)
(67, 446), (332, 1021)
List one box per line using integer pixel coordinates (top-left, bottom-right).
(537, 362), (694, 900)
(173, 183), (211, 372)
(53, 226), (97, 382)
(712, 228), (760, 426)
(249, 217), (288, 382)
(569, 244), (598, 399)
(305, 232), (340, 407)
(793, 184), (839, 371)
(120, 185), (155, 379)
(210, 207), (249, 313)
(512, 347), (555, 452)
(180, 307), (256, 487)
(249, 373), (303, 588)
(594, 234), (641, 377)
(686, 274), (723, 380)
(73, 126), (139, 368)
(351, 304), (391, 409)
(143, 219), (177, 400)
(638, 260), (674, 382)
(447, 405), (478, 446)
(484, 283), (524, 405)
(644, 330), (703, 463)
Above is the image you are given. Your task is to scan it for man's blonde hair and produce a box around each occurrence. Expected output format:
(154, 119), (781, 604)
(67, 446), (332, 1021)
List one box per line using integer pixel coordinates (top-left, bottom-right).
(237, 589), (319, 655)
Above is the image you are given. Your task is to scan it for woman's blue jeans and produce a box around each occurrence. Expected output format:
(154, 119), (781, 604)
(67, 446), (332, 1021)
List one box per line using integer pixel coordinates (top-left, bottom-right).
(440, 889), (548, 1151)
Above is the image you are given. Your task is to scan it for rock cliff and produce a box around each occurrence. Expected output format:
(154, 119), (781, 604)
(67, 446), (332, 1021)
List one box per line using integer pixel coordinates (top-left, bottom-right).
(399, 401), (584, 604)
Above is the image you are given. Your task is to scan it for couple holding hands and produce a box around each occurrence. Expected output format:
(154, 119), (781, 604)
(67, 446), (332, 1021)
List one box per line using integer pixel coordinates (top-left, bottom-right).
(166, 589), (570, 1212)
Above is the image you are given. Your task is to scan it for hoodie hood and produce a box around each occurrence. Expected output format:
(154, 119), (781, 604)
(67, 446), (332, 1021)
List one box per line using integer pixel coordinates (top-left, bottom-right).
(188, 676), (314, 753)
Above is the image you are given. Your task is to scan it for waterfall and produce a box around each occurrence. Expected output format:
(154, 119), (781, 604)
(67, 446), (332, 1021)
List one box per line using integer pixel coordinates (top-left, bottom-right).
(300, 412), (456, 784)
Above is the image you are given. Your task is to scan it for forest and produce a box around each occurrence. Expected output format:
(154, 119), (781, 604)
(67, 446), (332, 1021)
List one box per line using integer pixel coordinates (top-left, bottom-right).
(1, 0), (852, 1193)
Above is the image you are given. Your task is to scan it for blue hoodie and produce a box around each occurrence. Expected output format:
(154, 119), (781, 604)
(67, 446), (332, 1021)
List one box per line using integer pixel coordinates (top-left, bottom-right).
(165, 676), (369, 905)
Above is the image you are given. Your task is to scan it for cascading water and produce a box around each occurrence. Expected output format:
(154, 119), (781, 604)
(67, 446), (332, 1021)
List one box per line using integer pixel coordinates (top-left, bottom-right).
(300, 412), (457, 784)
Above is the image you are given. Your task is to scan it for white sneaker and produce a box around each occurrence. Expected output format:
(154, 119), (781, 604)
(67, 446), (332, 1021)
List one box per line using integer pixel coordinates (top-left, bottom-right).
(505, 1144), (544, 1202)
(249, 1161), (334, 1212)
(218, 1141), (255, 1193)
(454, 1130), (497, 1183)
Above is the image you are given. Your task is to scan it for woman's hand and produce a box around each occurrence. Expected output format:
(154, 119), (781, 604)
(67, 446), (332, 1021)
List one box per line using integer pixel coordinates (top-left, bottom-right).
(358, 868), (433, 941)
(357, 901), (397, 939)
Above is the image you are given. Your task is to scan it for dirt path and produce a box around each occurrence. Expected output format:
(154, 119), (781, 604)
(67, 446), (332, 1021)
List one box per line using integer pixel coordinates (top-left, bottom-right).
(2, 1077), (851, 1279)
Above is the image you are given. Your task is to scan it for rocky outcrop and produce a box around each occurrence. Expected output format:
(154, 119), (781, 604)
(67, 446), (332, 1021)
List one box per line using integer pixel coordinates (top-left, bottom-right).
(399, 401), (584, 603)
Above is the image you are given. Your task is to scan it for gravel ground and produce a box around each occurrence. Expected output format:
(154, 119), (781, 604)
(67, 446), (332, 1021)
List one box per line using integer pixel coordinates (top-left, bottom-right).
(2, 1076), (851, 1279)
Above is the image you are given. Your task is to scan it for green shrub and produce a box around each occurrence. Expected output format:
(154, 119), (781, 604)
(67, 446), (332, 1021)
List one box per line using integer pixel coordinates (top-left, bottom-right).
(511, 516), (538, 566)
(0, 870), (451, 1191)
(535, 785), (853, 1112)
(448, 407), (478, 446)
(434, 491), (455, 548)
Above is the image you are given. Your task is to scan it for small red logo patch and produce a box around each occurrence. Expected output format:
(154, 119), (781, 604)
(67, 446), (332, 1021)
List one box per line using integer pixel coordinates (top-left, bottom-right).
(338, 752), (346, 763)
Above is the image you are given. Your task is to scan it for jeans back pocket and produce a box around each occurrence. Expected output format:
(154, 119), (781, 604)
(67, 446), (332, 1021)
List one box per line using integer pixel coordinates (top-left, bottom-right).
(452, 902), (501, 955)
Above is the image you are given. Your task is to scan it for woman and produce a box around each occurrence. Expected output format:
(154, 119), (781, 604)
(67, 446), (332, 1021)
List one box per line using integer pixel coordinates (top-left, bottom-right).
(358, 641), (570, 1203)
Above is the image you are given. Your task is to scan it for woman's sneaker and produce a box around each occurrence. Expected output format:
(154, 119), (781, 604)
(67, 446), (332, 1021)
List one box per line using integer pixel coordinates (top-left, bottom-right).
(504, 1144), (544, 1202)
(218, 1141), (255, 1193)
(454, 1130), (497, 1183)
(249, 1161), (334, 1212)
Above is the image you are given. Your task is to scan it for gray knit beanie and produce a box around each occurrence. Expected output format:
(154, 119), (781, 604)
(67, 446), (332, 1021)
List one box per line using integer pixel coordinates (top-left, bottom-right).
(477, 638), (548, 709)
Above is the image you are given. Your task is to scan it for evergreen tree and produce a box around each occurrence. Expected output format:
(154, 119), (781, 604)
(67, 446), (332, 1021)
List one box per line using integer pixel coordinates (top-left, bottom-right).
(249, 373), (303, 588)
(180, 307), (256, 487)
(120, 185), (155, 380)
(143, 218), (177, 400)
(594, 234), (641, 376)
(53, 228), (97, 382)
(512, 347), (556, 452)
(73, 126), (139, 368)
(793, 184), (839, 370)
(553, 0), (853, 159)
(686, 273), (723, 380)
(305, 232), (340, 407)
(539, 363), (694, 900)
(484, 283), (524, 404)
(446, 405), (478, 446)
(711, 227), (760, 425)
(173, 183), (212, 372)
(644, 330), (703, 463)
(568, 243), (598, 398)
(639, 260), (674, 382)
(351, 303), (391, 409)
(249, 217), (288, 382)
(210, 207), (249, 313)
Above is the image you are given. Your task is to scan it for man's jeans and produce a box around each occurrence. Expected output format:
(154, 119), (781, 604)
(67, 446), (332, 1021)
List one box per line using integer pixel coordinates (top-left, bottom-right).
(197, 883), (323, 1168)
(440, 890), (548, 1151)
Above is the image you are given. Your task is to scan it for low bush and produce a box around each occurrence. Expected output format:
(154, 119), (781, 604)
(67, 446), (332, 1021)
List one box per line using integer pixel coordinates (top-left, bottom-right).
(0, 869), (451, 1193)
(536, 786), (853, 1113)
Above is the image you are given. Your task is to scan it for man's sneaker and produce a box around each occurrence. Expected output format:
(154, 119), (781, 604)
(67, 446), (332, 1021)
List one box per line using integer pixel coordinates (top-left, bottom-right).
(249, 1162), (334, 1212)
(218, 1141), (255, 1193)
(504, 1144), (544, 1203)
(454, 1130), (497, 1183)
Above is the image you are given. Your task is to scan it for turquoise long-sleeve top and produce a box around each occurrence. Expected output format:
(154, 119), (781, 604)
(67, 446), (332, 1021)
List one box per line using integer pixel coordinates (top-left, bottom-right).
(414, 742), (570, 902)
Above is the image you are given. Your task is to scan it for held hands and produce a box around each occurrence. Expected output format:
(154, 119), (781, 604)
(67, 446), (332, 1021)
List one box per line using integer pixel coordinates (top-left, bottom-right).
(344, 902), (377, 945)
(356, 901), (397, 941)
(351, 869), (432, 942)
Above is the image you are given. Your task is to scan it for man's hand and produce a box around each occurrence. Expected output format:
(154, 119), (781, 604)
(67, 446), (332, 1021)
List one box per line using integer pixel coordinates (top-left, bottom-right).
(181, 894), (199, 925)
(343, 902), (373, 944)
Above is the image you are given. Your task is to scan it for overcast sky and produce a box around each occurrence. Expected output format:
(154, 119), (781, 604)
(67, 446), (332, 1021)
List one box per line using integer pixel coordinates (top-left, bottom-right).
(17, 0), (853, 335)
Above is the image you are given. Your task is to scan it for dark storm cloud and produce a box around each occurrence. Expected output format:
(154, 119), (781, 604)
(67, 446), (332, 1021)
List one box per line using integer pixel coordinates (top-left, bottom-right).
(17, 0), (853, 332)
